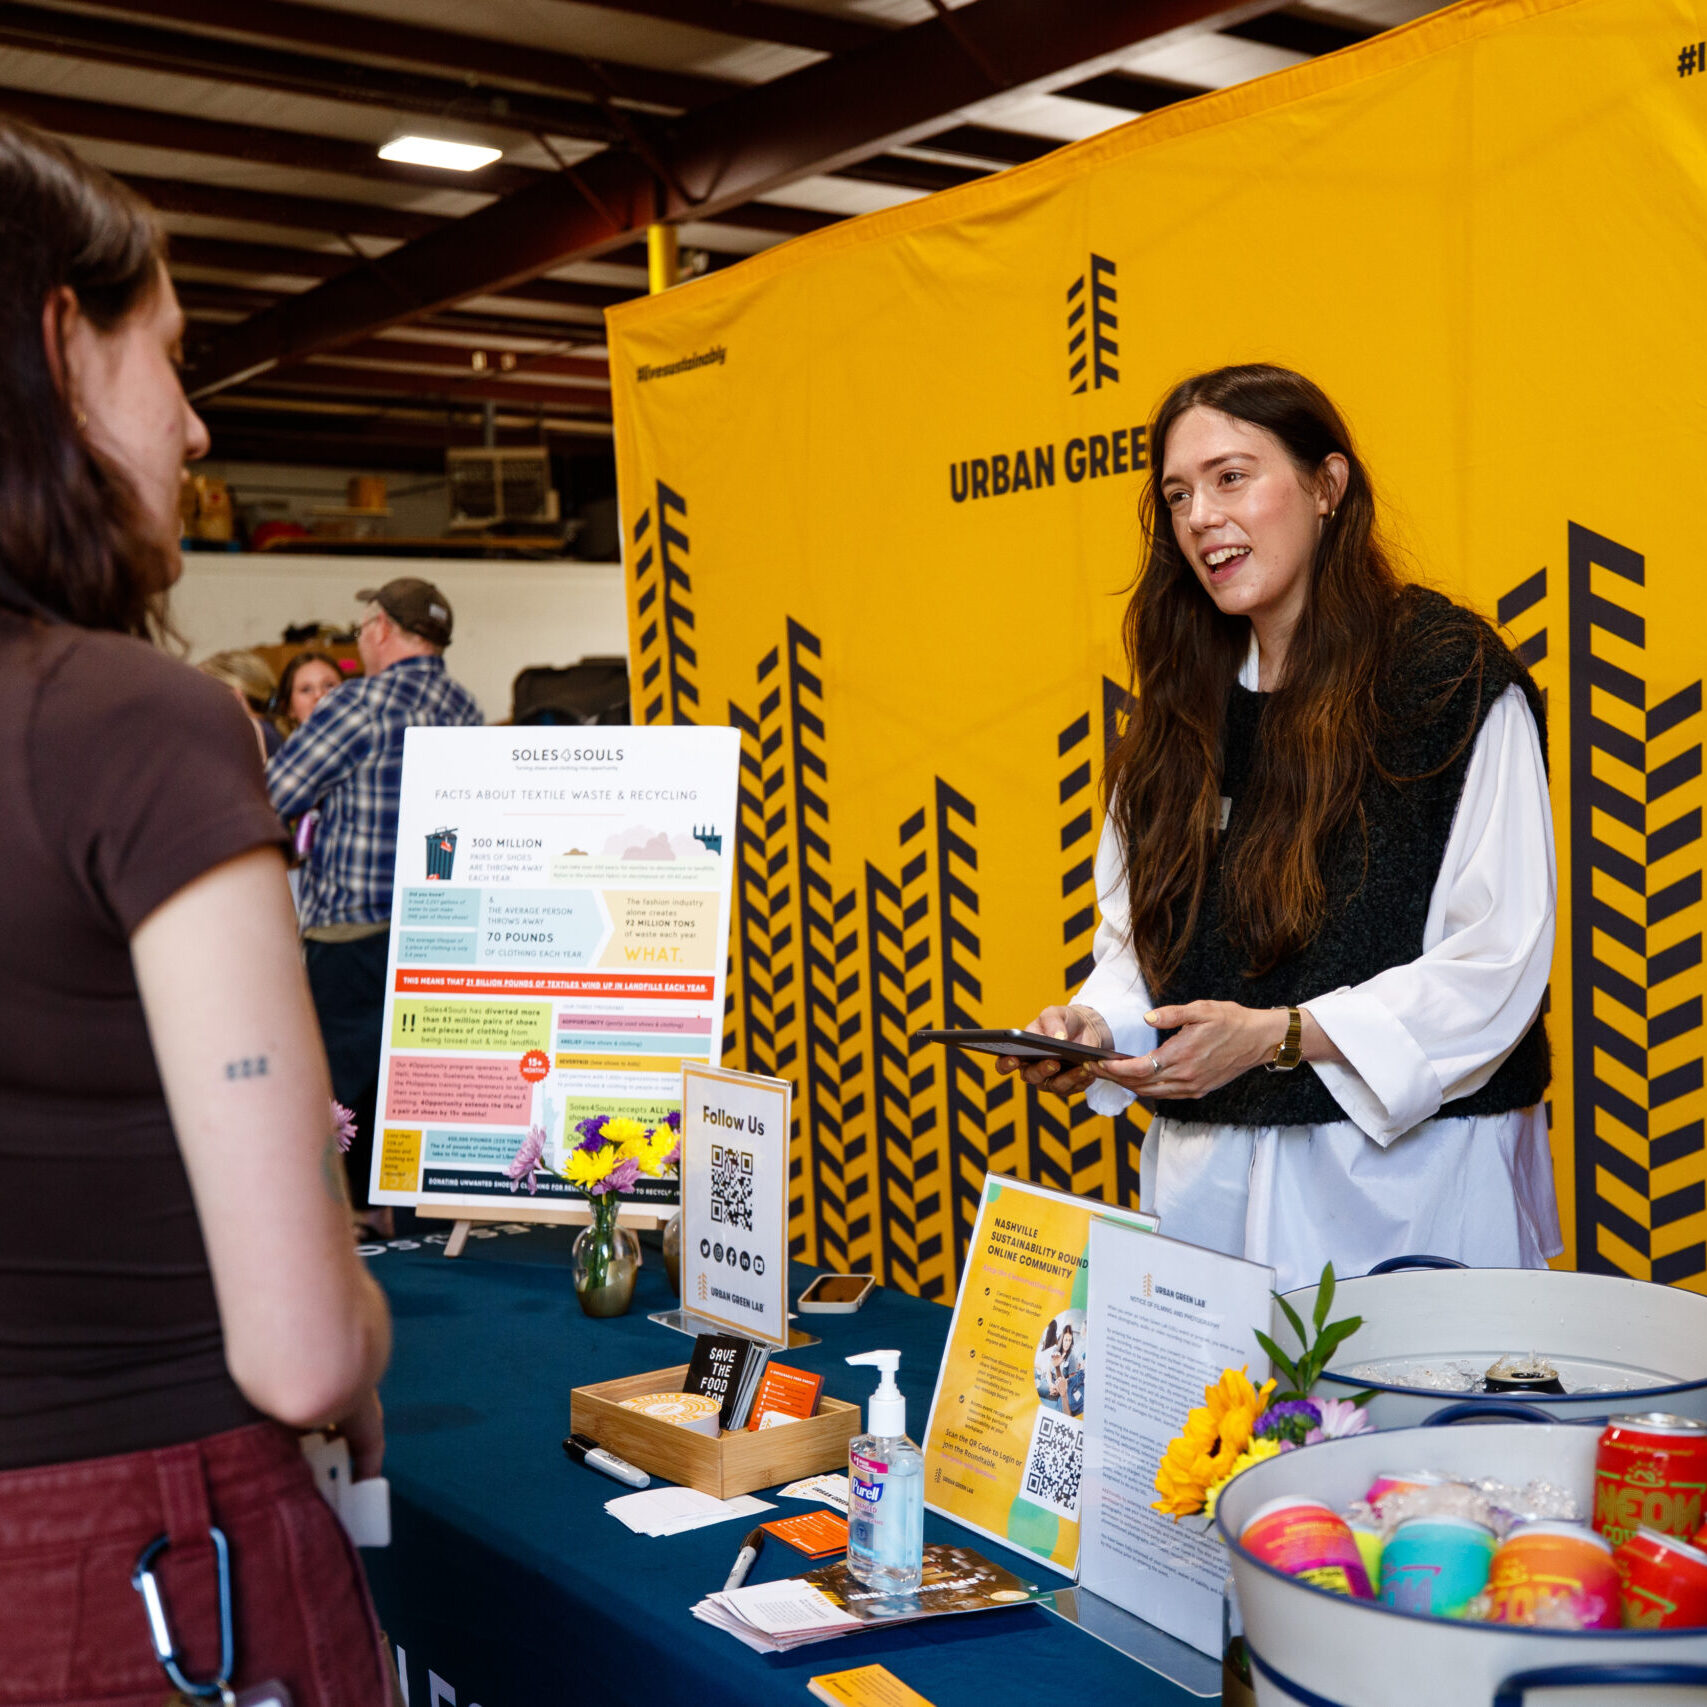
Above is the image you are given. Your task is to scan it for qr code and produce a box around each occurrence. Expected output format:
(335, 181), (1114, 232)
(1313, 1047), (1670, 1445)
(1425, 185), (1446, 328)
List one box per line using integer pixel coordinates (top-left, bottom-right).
(1021, 1409), (1084, 1520)
(709, 1145), (754, 1230)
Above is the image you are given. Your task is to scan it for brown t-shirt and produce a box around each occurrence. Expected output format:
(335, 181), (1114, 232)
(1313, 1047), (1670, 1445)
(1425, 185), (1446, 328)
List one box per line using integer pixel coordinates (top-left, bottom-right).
(0, 616), (289, 1470)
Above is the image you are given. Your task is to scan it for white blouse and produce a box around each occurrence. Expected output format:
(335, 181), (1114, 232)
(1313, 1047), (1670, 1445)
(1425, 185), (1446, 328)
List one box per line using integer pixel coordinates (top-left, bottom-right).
(1077, 654), (1563, 1294)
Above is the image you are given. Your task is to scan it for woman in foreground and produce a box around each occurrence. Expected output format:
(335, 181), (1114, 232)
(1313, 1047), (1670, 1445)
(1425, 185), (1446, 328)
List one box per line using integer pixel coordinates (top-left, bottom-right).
(0, 120), (393, 1702)
(1002, 364), (1560, 1292)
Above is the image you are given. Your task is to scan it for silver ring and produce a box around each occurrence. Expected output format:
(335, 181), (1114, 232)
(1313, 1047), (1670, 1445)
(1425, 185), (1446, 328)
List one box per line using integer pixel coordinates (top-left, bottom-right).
(1148, 1054), (1161, 1077)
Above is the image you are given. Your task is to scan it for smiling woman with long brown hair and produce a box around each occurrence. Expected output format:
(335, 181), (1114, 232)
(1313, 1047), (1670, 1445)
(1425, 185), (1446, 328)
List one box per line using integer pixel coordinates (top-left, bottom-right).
(1000, 364), (1560, 1289)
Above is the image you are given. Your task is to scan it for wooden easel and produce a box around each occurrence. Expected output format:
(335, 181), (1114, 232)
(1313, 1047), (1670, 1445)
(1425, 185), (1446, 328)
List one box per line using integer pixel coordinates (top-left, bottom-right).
(416, 1200), (671, 1258)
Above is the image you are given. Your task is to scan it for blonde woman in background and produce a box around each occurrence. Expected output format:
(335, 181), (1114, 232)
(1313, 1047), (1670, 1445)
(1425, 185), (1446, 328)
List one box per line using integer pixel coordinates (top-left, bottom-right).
(199, 646), (281, 759)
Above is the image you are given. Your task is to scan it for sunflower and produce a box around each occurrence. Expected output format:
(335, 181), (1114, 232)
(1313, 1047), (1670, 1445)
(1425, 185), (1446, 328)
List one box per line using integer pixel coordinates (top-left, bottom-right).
(1152, 1366), (1277, 1520)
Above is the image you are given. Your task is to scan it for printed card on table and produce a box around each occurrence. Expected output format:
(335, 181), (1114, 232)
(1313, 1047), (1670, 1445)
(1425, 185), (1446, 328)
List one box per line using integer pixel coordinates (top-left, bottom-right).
(680, 1063), (790, 1346)
(918, 1174), (1157, 1577)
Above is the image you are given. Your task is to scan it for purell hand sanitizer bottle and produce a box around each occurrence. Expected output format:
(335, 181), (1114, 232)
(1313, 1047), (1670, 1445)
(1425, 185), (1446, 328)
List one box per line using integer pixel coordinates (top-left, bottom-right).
(845, 1350), (924, 1592)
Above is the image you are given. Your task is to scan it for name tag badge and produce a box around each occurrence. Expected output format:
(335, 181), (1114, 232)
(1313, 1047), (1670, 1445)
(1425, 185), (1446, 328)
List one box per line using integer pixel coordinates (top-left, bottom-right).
(1218, 795), (1232, 831)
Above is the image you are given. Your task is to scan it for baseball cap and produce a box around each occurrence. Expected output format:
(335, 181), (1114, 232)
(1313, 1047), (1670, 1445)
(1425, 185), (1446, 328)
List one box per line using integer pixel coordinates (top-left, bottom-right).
(357, 577), (454, 647)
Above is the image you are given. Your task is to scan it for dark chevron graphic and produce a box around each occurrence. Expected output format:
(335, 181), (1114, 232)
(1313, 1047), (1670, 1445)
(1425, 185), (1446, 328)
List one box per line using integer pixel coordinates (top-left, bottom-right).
(785, 621), (852, 1271)
(934, 779), (990, 1273)
(1067, 254), (1118, 394)
(1566, 525), (1705, 1283)
(632, 480), (697, 725)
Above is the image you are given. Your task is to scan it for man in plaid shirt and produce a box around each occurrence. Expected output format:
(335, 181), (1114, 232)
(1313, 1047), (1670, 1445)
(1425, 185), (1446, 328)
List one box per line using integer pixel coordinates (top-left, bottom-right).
(268, 578), (481, 1228)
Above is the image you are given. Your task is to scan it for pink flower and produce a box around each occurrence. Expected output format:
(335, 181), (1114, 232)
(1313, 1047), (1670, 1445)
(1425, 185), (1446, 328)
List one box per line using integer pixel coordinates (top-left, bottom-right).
(505, 1126), (547, 1195)
(332, 1101), (358, 1155)
(589, 1156), (641, 1197)
(1304, 1398), (1373, 1445)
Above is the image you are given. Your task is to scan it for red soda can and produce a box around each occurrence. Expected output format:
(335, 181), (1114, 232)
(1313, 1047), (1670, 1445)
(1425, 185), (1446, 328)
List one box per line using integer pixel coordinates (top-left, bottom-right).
(1593, 1414), (1707, 1548)
(1616, 1527), (1707, 1629)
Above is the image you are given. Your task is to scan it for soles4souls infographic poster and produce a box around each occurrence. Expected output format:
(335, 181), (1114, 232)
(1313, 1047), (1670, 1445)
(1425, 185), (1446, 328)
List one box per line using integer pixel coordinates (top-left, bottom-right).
(368, 727), (740, 1215)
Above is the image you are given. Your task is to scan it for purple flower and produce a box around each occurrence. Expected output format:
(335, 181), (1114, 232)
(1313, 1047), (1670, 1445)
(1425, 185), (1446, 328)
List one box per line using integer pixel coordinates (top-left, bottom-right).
(588, 1156), (641, 1197)
(1254, 1399), (1322, 1447)
(505, 1125), (546, 1195)
(1305, 1398), (1373, 1445)
(575, 1115), (608, 1153)
(332, 1100), (358, 1155)
(660, 1110), (681, 1131)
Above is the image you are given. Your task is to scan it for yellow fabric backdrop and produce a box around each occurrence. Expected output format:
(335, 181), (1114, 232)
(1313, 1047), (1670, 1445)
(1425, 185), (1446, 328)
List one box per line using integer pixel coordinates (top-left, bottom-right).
(607, 0), (1707, 1297)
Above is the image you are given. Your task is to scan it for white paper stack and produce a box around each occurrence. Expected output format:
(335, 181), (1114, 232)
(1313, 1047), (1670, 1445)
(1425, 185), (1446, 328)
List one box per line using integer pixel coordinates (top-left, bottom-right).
(605, 1486), (774, 1537)
(776, 1473), (850, 1511)
(691, 1580), (862, 1653)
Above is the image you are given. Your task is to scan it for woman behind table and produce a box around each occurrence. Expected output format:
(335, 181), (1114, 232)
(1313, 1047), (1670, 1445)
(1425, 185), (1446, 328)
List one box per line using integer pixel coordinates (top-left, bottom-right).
(0, 121), (394, 1702)
(1002, 364), (1560, 1291)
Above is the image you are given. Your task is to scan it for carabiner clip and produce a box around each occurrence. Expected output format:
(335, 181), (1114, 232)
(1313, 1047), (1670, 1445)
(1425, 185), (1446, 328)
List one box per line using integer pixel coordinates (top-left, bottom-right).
(131, 1528), (236, 1704)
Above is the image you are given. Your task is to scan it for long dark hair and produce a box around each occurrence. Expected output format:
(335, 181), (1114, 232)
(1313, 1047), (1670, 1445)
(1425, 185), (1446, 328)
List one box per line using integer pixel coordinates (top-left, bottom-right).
(0, 119), (171, 637)
(272, 647), (347, 731)
(1106, 364), (1404, 993)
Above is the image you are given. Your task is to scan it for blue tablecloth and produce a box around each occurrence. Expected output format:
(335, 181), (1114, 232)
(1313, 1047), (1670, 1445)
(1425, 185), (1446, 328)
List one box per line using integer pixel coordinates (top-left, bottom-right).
(362, 1225), (1214, 1707)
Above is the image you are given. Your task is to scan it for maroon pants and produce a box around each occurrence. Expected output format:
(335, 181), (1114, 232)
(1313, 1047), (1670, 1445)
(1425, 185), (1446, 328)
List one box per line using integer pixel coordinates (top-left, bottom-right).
(0, 1422), (392, 1706)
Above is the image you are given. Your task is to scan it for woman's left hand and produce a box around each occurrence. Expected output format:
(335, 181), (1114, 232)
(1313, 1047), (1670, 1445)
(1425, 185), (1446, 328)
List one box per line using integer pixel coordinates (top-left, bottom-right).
(1092, 1001), (1289, 1099)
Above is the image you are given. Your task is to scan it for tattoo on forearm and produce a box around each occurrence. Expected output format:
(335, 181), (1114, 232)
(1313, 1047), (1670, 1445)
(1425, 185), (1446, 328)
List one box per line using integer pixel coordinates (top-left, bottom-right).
(321, 1134), (351, 1205)
(224, 1056), (270, 1081)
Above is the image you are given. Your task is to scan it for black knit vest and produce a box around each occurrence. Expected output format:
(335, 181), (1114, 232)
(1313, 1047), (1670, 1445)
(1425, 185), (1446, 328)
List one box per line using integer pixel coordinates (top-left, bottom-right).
(1157, 588), (1551, 1128)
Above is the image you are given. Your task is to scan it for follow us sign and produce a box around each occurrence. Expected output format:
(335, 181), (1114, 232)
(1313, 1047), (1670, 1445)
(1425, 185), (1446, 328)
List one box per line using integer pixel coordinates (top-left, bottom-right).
(680, 1062), (791, 1347)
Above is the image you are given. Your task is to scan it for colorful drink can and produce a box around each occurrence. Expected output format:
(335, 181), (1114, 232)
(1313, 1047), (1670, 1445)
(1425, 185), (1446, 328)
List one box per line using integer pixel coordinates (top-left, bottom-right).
(1616, 1527), (1707, 1629)
(1239, 1497), (1374, 1599)
(1365, 1469), (1454, 1510)
(1487, 1521), (1620, 1630)
(1378, 1516), (1495, 1618)
(1349, 1518), (1384, 1588)
(1594, 1414), (1707, 1548)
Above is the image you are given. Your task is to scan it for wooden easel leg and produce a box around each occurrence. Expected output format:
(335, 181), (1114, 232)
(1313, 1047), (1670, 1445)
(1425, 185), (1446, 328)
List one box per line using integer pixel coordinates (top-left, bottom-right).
(443, 1219), (472, 1259)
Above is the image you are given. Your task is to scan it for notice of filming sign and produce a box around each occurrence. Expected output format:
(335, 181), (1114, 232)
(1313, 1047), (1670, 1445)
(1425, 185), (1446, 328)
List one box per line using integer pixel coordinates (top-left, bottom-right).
(680, 1063), (790, 1347)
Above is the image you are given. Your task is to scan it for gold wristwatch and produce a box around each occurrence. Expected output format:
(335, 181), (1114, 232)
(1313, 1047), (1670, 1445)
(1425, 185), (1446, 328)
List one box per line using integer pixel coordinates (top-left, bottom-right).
(1266, 1006), (1303, 1072)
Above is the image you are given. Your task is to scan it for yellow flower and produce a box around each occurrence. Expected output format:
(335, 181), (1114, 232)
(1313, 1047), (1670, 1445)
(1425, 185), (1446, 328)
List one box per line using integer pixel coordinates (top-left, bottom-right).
(605, 1117), (651, 1156)
(1203, 1436), (1282, 1522)
(629, 1129), (679, 1177)
(1152, 1366), (1277, 1521)
(563, 1146), (617, 1188)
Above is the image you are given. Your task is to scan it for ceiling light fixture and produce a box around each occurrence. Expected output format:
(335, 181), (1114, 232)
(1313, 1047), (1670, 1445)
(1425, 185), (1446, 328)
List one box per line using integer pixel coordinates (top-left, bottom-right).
(379, 136), (502, 172)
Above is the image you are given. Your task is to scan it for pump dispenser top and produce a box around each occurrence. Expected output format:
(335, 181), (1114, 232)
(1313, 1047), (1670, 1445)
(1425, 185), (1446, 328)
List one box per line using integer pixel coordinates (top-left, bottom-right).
(846, 1350), (906, 1437)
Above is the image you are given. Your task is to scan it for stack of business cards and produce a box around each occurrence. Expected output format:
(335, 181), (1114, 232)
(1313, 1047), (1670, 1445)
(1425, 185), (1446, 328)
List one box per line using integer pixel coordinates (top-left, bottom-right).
(684, 1332), (770, 1430)
(605, 1487), (774, 1536)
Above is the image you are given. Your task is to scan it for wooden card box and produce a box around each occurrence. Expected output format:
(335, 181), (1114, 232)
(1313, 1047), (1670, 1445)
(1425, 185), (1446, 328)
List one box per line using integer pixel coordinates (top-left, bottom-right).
(570, 1364), (859, 1499)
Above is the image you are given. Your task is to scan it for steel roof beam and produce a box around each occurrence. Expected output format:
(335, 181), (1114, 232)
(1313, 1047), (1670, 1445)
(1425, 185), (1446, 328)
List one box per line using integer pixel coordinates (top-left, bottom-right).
(254, 365), (614, 412)
(83, 0), (734, 113)
(190, 0), (1267, 394)
(0, 2), (622, 142)
(0, 86), (541, 193)
(129, 174), (446, 242)
(317, 337), (611, 383)
(557, 0), (886, 55)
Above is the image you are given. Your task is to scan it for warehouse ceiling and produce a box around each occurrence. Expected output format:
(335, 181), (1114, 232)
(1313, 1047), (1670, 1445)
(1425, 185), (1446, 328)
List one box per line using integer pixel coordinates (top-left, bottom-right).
(1, 0), (1439, 468)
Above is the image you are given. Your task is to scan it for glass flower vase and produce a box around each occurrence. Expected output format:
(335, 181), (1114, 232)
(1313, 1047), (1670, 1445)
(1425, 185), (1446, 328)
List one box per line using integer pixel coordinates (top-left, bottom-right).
(573, 1196), (639, 1318)
(661, 1208), (682, 1296)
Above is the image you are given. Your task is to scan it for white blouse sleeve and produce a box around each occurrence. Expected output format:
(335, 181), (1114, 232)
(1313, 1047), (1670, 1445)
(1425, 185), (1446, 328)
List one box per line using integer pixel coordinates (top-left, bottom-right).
(1304, 683), (1556, 1145)
(1072, 816), (1159, 1119)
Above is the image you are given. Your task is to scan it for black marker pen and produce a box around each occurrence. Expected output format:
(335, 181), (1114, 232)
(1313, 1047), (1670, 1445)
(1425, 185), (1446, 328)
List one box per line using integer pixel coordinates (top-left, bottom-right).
(562, 1433), (650, 1488)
